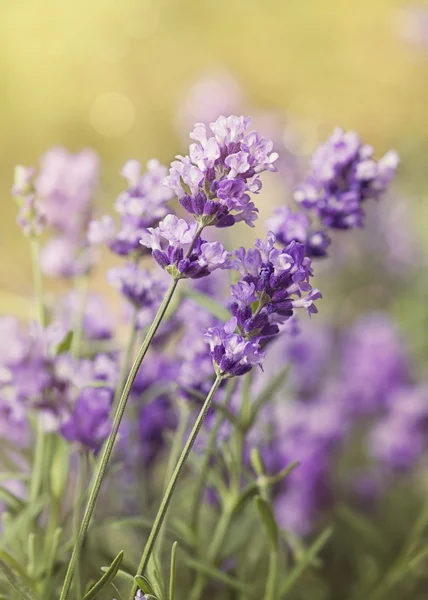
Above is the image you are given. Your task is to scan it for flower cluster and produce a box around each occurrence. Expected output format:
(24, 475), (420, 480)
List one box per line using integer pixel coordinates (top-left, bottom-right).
(267, 128), (398, 258)
(12, 166), (46, 236)
(89, 159), (174, 256)
(36, 148), (100, 278)
(204, 232), (321, 378)
(294, 128), (399, 230)
(140, 214), (231, 279)
(165, 115), (278, 228)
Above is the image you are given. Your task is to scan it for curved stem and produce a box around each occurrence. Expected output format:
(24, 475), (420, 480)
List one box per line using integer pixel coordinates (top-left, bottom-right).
(59, 278), (179, 600)
(129, 374), (223, 600)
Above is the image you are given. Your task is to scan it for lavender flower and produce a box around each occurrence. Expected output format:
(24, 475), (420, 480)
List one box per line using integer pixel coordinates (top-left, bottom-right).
(35, 147), (99, 236)
(165, 115), (278, 228)
(294, 128), (399, 230)
(60, 387), (113, 453)
(12, 166), (46, 236)
(266, 206), (331, 258)
(89, 159), (173, 257)
(204, 318), (265, 377)
(40, 237), (92, 278)
(140, 214), (231, 279)
(107, 262), (169, 307)
(204, 232), (321, 377)
(340, 314), (411, 414)
(369, 385), (428, 472)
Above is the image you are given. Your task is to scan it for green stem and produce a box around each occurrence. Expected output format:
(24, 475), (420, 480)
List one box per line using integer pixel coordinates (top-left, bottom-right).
(129, 374), (223, 600)
(29, 236), (47, 327)
(157, 401), (192, 555)
(29, 236), (47, 504)
(191, 379), (237, 535)
(70, 275), (89, 358)
(59, 278), (179, 600)
(189, 507), (234, 600)
(72, 452), (88, 600)
(264, 549), (278, 600)
(112, 307), (139, 409)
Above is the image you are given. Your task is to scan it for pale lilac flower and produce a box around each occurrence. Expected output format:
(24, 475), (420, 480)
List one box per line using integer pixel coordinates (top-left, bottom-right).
(140, 215), (231, 279)
(294, 128), (399, 230)
(90, 159), (173, 257)
(165, 115), (278, 228)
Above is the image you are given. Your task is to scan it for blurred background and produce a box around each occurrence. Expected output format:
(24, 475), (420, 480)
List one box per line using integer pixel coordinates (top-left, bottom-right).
(2, 0), (428, 341)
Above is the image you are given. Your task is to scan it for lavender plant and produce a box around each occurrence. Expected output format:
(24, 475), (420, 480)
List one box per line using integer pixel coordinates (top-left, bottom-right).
(2, 116), (414, 600)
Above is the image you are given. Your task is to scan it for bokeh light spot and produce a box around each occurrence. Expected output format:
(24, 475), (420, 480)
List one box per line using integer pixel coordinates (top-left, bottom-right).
(90, 92), (135, 137)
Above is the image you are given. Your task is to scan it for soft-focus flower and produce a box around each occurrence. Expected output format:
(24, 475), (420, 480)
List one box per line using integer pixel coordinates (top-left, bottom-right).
(40, 237), (92, 278)
(35, 147), (99, 236)
(369, 385), (428, 471)
(266, 207), (331, 258)
(294, 128), (398, 230)
(140, 214), (231, 279)
(60, 387), (113, 453)
(165, 115), (278, 228)
(340, 313), (411, 414)
(107, 263), (169, 308)
(89, 159), (173, 257)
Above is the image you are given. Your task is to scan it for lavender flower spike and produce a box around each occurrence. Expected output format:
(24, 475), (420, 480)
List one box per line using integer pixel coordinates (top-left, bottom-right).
(205, 317), (265, 377)
(294, 128), (399, 230)
(140, 214), (231, 279)
(165, 115), (279, 228)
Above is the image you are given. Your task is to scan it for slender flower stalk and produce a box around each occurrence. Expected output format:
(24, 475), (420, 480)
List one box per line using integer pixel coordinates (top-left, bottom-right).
(29, 236), (47, 505)
(112, 307), (140, 410)
(129, 374), (223, 600)
(59, 278), (179, 600)
(190, 378), (238, 534)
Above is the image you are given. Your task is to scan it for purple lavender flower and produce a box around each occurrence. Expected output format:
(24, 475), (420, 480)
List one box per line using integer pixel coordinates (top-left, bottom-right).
(204, 232), (321, 377)
(294, 128), (399, 230)
(369, 385), (428, 472)
(138, 394), (177, 464)
(89, 159), (173, 257)
(266, 206), (331, 258)
(60, 387), (113, 453)
(55, 292), (115, 341)
(35, 147), (99, 236)
(165, 115), (278, 228)
(340, 313), (411, 414)
(40, 237), (92, 278)
(204, 318), (265, 377)
(140, 214), (231, 279)
(107, 262), (169, 307)
(12, 166), (46, 236)
(232, 233), (321, 333)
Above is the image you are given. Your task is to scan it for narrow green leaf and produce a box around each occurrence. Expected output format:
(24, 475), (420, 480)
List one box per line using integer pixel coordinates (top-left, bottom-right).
(134, 575), (156, 596)
(181, 289), (230, 321)
(169, 542), (178, 600)
(250, 448), (266, 476)
(50, 436), (69, 499)
(83, 551), (124, 600)
(54, 330), (74, 355)
(185, 557), (253, 594)
(0, 558), (39, 600)
(250, 366), (290, 424)
(280, 527), (333, 598)
(100, 567), (133, 583)
(255, 497), (279, 551)
(0, 487), (25, 512)
(336, 505), (386, 551)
